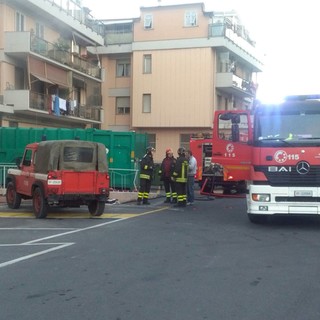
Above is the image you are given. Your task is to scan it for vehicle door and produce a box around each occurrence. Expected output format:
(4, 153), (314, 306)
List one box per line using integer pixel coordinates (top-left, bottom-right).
(212, 110), (252, 181)
(17, 148), (35, 196)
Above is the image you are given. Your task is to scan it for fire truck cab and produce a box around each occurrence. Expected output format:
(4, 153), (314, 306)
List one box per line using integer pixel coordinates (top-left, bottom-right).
(212, 95), (320, 223)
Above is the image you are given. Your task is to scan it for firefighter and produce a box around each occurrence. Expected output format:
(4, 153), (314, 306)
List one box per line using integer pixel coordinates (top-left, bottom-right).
(172, 147), (188, 207)
(137, 146), (155, 205)
(158, 148), (177, 203)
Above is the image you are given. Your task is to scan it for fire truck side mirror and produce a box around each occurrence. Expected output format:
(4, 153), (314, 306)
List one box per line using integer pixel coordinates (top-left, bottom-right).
(219, 113), (233, 121)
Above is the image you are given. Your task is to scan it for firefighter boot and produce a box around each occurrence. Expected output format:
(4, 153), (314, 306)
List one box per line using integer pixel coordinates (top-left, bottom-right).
(164, 197), (171, 203)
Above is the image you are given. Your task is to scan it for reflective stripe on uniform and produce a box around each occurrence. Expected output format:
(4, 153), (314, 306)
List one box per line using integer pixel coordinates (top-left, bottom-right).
(140, 173), (151, 180)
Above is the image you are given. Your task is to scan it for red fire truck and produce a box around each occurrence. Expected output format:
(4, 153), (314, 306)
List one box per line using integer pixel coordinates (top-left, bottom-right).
(190, 134), (246, 196)
(189, 135), (212, 186)
(211, 95), (320, 223)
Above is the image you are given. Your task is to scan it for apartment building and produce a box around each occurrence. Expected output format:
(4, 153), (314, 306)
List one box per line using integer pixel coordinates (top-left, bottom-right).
(0, 1), (263, 163)
(0, 0), (104, 129)
(97, 3), (263, 162)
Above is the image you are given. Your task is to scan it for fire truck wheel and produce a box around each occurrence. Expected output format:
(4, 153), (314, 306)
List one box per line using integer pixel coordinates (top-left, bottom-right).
(32, 187), (48, 219)
(6, 181), (22, 209)
(88, 200), (105, 216)
(248, 214), (268, 224)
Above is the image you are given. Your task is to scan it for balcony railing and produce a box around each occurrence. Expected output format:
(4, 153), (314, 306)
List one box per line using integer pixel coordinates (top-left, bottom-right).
(48, 0), (105, 37)
(105, 31), (133, 45)
(4, 90), (101, 122)
(208, 22), (262, 64)
(31, 35), (101, 78)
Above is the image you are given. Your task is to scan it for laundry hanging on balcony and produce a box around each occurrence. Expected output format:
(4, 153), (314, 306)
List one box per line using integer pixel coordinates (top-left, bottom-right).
(51, 95), (61, 116)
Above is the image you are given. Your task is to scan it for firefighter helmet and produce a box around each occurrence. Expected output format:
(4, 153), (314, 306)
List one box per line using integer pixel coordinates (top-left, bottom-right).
(177, 147), (186, 156)
(146, 146), (155, 154)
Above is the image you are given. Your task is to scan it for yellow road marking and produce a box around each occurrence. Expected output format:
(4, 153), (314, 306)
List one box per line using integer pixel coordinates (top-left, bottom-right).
(0, 207), (167, 219)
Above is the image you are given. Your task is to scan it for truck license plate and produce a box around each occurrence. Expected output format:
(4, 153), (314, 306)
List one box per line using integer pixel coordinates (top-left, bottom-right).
(294, 190), (313, 197)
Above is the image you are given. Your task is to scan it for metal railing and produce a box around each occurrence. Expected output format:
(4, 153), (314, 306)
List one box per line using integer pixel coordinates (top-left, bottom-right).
(0, 164), (139, 193)
(47, 0), (105, 37)
(0, 164), (17, 195)
(108, 168), (139, 191)
(30, 35), (101, 79)
(29, 92), (101, 121)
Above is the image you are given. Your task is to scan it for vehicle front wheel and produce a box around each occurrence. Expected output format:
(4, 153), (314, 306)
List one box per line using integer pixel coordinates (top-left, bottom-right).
(6, 181), (22, 209)
(88, 200), (105, 216)
(33, 187), (48, 219)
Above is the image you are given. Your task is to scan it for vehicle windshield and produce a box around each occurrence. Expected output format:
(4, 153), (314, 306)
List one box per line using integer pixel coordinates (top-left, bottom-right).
(254, 106), (320, 146)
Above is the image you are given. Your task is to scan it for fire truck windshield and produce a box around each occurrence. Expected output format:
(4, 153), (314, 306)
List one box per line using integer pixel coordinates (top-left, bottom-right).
(254, 102), (320, 146)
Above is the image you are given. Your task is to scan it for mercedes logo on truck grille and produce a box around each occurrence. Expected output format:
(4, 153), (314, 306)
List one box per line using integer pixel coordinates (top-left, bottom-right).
(296, 161), (310, 174)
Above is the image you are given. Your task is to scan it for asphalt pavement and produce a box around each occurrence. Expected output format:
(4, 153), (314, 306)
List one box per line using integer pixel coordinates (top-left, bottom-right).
(2, 191), (320, 319)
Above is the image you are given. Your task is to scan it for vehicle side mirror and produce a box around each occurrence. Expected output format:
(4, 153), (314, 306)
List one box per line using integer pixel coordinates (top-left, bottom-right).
(15, 157), (21, 169)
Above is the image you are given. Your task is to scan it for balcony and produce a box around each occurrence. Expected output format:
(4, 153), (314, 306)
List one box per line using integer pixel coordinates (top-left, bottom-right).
(4, 90), (102, 124)
(101, 22), (133, 54)
(4, 32), (101, 79)
(208, 23), (263, 72)
(8, 0), (104, 45)
(215, 73), (257, 98)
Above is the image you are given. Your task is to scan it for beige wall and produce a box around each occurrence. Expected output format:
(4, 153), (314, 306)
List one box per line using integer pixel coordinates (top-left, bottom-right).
(135, 4), (209, 42)
(131, 47), (214, 128)
(1, 3), (62, 46)
(101, 56), (132, 129)
(142, 127), (210, 163)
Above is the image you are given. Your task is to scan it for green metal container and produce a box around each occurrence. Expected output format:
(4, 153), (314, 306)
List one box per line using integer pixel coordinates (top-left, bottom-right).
(0, 127), (148, 190)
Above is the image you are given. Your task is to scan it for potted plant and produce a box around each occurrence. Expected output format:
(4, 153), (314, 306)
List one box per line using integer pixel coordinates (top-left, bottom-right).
(49, 37), (70, 64)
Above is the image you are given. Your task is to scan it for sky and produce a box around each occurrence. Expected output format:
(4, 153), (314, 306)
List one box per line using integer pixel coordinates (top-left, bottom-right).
(82, 0), (320, 103)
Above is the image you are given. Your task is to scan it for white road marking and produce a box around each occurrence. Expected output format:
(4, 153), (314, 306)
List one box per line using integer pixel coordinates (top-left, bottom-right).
(0, 219), (127, 268)
(0, 207), (167, 268)
(0, 243), (74, 268)
(0, 228), (76, 230)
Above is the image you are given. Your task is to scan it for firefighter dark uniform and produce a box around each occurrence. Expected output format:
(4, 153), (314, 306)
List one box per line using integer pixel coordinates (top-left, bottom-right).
(172, 147), (188, 207)
(137, 147), (155, 205)
(158, 148), (177, 203)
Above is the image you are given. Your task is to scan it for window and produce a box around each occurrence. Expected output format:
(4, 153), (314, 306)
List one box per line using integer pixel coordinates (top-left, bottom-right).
(180, 134), (192, 151)
(16, 12), (25, 31)
(22, 149), (32, 166)
(185, 11), (197, 27)
(116, 97), (130, 115)
(218, 113), (248, 142)
(64, 147), (93, 163)
(144, 14), (153, 29)
(116, 60), (131, 77)
(36, 22), (44, 38)
(143, 54), (152, 74)
(9, 121), (18, 127)
(143, 94), (151, 113)
(148, 133), (156, 150)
